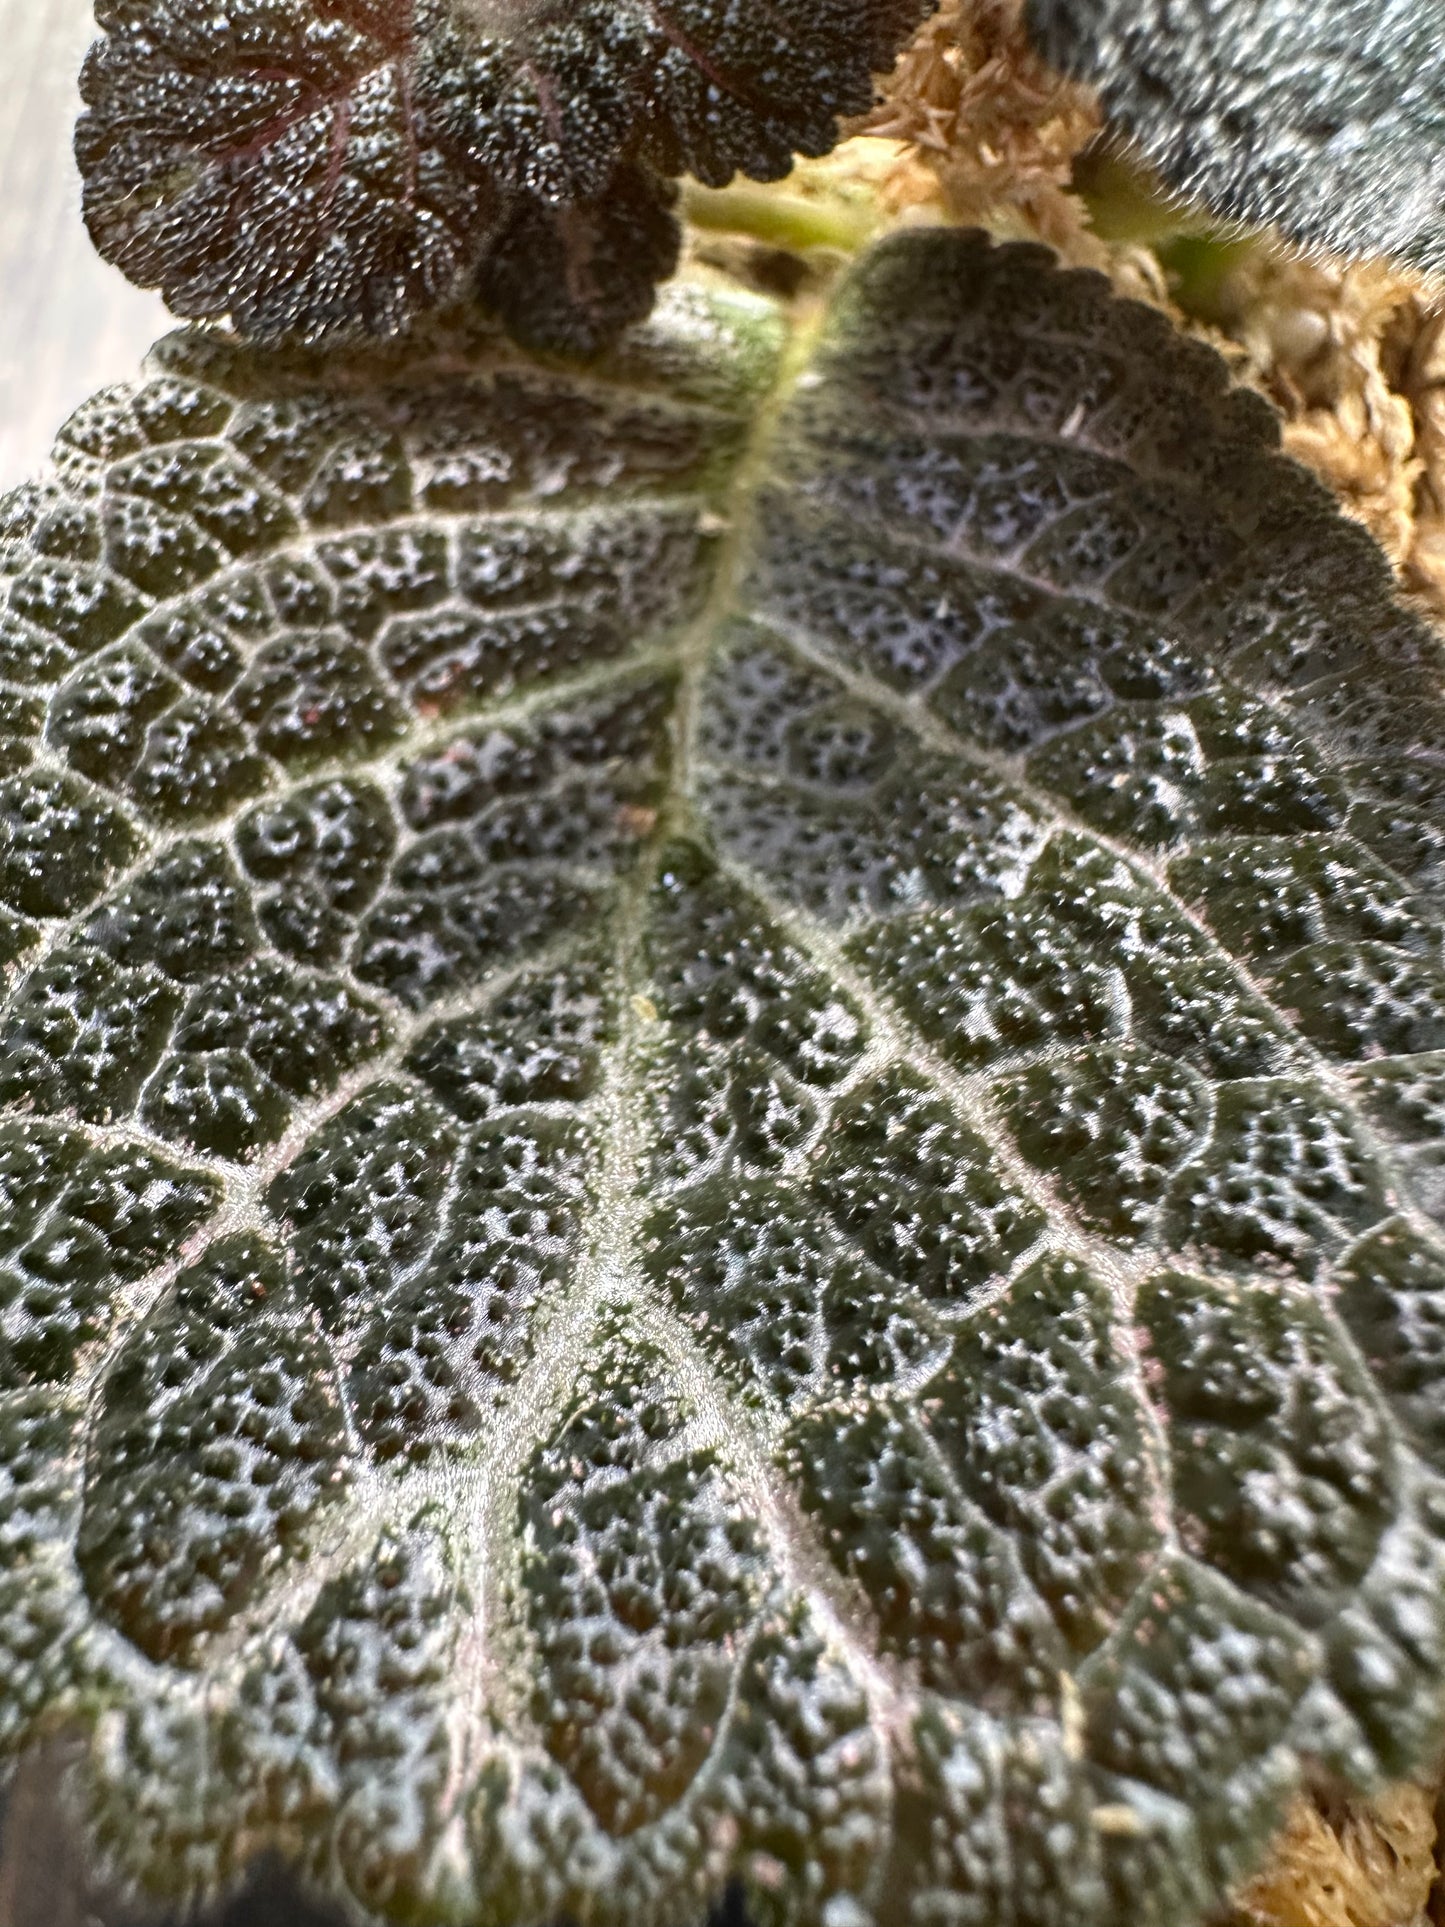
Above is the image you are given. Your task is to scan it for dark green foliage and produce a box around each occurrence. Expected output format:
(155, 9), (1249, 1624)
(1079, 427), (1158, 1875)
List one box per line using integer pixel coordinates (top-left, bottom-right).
(1, 231), (1445, 1926)
(1027, 0), (1445, 271)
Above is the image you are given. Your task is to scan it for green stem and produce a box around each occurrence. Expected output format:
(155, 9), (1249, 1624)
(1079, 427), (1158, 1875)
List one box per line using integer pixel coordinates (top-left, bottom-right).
(681, 181), (879, 255)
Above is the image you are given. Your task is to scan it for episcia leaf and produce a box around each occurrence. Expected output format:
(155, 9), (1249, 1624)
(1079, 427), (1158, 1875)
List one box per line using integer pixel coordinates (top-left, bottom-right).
(75, 0), (931, 354)
(1025, 0), (1445, 272)
(3, 227), (1445, 1927)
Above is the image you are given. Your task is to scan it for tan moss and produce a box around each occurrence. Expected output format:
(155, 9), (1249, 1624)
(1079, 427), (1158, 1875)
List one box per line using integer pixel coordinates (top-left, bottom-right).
(1229, 1784), (1438, 1927)
(858, 0), (1100, 245)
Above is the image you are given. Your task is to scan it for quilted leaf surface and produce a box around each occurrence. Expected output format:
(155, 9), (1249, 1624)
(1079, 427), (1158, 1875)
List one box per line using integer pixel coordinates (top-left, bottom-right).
(75, 0), (928, 350)
(2, 230), (1445, 1925)
(1027, 0), (1445, 271)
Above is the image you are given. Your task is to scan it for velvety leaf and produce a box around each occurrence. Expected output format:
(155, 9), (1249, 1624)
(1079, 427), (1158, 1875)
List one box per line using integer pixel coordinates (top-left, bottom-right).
(473, 162), (682, 359)
(1026, 0), (1445, 270)
(75, 0), (929, 349)
(3, 230), (1445, 1927)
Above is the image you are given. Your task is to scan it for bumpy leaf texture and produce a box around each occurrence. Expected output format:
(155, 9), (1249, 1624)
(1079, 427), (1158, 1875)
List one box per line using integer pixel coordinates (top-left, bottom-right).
(1026, 0), (1445, 271)
(75, 0), (928, 354)
(3, 229), (1445, 1926)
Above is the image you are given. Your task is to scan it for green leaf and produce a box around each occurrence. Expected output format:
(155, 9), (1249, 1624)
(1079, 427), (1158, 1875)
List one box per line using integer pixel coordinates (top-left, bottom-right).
(1026, 0), (1445, 271)
(3, 229), (1445, 1926)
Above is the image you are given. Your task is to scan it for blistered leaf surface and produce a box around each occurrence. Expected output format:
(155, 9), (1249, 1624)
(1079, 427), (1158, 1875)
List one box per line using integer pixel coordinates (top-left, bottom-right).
(1026, 0), (1445, 270)
(3, 231), (1445, 1926)
(75, 0), (927, 351)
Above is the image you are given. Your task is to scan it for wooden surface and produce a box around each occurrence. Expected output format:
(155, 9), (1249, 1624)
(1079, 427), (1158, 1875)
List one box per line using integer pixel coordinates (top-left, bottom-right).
(0, 0), (170, 492)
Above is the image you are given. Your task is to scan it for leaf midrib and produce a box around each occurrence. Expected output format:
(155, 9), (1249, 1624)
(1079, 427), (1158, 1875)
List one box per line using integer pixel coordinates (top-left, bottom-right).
(432, 289), (921, 1758)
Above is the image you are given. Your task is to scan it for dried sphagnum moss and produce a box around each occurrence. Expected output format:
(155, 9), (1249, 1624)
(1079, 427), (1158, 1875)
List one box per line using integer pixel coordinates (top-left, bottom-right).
(1230, 1785), (1439, 1927)
(861, 0), (1101, 248)
(854, 5), (1445, 1923)
(859, 0), (1445, 628)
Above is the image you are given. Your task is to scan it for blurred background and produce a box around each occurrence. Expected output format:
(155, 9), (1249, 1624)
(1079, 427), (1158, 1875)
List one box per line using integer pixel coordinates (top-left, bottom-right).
(0, 0), (169, 492)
